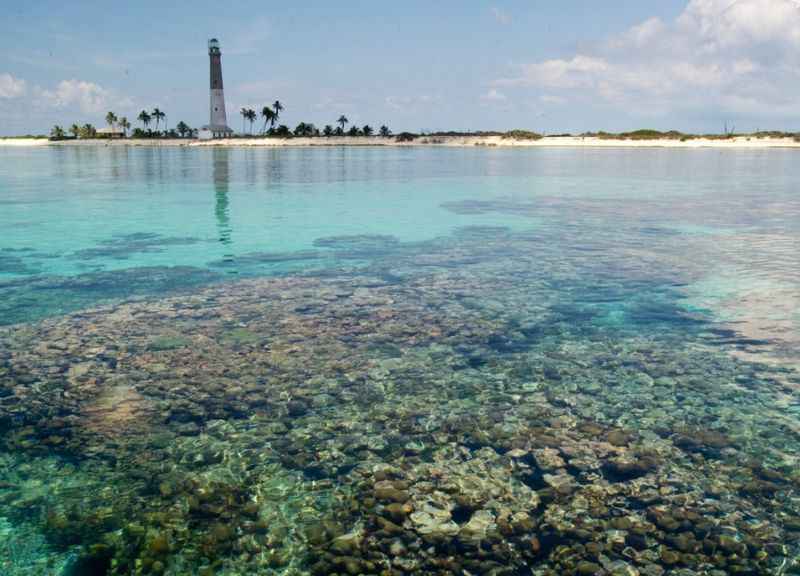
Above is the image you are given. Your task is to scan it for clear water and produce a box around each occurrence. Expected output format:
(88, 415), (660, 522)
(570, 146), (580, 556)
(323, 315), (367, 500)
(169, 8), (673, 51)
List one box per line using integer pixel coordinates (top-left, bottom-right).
(0, 145), (798, 575)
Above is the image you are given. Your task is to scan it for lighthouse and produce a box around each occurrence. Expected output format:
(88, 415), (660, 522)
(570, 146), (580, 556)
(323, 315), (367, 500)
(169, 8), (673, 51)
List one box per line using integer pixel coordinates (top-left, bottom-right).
(200, 38), (233, 139)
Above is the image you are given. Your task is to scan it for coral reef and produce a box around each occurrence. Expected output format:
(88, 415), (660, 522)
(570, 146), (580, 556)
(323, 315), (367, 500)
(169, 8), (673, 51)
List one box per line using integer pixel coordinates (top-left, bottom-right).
(1, 224), (799, 574)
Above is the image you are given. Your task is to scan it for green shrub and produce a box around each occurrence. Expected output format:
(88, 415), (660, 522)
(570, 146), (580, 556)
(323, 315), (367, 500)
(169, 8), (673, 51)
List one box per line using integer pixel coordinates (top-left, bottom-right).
(2, 134), (48, 139)
(502, 130), (543, 140)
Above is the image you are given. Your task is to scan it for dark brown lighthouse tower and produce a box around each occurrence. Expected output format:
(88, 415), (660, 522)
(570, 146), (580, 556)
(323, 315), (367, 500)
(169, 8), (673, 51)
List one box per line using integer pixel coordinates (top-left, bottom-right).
(202, 38), (233, 139)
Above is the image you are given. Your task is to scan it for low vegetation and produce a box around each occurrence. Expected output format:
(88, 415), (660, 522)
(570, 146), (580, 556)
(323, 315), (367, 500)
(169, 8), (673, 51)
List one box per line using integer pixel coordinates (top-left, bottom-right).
(591, 129), (690, 141)
(501, 130), (543, 140)
(583, 129), (800, 142)
(42, 113), (800, 145)
(0, 134), (48, 139)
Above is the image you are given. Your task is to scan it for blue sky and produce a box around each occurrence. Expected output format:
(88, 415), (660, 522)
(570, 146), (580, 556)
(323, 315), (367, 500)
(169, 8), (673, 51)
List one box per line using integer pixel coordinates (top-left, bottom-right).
(2, 0), (799, 135)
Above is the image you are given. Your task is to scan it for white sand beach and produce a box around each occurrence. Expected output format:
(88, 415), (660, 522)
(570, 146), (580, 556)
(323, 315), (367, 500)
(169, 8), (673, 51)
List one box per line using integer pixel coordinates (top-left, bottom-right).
(3, 135), (800, 148)
(0, 138), (50, 146)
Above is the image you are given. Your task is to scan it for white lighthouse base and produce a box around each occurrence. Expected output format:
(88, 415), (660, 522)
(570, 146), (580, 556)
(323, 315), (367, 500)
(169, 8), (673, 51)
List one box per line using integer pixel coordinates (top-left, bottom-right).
(199, 125), (234, 140)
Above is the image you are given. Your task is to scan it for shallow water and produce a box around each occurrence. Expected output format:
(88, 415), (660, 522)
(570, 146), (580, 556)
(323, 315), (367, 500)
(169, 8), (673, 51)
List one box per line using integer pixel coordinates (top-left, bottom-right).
(0, 146), (799, 575)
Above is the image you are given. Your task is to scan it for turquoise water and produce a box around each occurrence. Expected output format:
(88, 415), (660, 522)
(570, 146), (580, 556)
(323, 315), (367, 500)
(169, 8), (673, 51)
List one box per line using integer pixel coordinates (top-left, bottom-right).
(1, 145), (799, 575)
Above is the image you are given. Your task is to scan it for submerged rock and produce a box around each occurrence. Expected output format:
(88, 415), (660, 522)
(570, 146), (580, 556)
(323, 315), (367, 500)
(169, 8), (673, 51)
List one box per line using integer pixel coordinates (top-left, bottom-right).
(0, 227), (796, 575)
(410, 503), (459, 537)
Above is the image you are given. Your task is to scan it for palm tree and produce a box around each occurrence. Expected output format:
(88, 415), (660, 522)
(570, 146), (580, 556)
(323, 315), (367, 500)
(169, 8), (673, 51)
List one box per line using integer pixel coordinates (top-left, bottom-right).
(261, 106), (274, 134)
(151, 108), (165, 131)
(69, 124), (80, 138)
(246, 109), (257, 134)
(323, 125), (333, 137)
(240, 107), (248, 134)
(337, 115), (348, 132)
(105, 111), (117, 130)
(79, 124), (96, 139)
(138, 110), (151, 129)
(379, 125), (391, 137)
(347, 125), (360, 137)
(273, 100), (283, 124)
(50, 125), (65, 139)
(362, 125), (373, 137)
(294, 122), (316, 137)
(119, 117), (130, 137)
(176, 121), (190, 138)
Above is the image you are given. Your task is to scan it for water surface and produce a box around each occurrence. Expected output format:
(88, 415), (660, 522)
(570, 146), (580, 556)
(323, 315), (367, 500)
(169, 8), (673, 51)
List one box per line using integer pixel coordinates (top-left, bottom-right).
(1, 146), (798, 575)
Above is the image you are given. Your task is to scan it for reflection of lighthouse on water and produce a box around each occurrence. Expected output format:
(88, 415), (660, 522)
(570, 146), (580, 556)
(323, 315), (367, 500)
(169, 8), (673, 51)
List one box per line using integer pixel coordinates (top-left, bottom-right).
(212, 148), (235, 269)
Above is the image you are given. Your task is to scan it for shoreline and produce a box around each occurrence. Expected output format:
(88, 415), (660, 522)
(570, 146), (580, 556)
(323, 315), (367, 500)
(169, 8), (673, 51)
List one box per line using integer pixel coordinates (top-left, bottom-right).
(3, 135), (800, 149)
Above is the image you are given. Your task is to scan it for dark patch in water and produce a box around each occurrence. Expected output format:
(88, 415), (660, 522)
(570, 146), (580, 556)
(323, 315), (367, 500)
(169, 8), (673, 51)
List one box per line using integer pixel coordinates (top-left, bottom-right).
(0, 266), (224, 326)
(453, 225), (512, 239)
(314, 234), (400, 252)
(626, 303), (704, 328)
(486, 333), (532, 354)
(0, 253), (40, 275)
(451, 505), (474, 525)
(716, 338), (772, 346)
(314, 234), (403, 260)
(208, 250), (322, 268)
(69, 233), (201, 261)
(62, 553), (112, 576)
(367, 342), (404, 358)
(638, 226), (682, 236)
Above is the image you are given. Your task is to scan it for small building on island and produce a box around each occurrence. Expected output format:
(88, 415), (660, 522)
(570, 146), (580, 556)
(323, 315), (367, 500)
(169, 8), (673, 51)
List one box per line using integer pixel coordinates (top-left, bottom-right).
(96, 127), (125, 139)
(199, 39), (233, 140)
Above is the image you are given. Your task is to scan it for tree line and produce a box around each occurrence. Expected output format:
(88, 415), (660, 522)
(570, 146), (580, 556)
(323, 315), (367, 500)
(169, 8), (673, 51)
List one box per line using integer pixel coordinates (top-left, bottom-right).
(132, 108), (194, 138)
(50, 108), (195, 140)
(239, 102), (391, 138)
(51, 100), (393, 140)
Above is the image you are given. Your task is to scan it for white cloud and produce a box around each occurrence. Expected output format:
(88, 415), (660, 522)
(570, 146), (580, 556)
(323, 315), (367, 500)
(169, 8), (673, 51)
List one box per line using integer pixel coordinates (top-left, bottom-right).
(493, 0), (800, 120)
(617, 17), (665, 47)
(498, 56), (609, 89)
(36, 79), (112, 114)
(0, 73), (26, 99)
(678, 0), (800, 49)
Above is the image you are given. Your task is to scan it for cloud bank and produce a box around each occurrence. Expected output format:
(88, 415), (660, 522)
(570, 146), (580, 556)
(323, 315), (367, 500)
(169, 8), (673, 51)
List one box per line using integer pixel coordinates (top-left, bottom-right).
(0, 73), (26, 99)
(495, 0), (800, 122)
(0, 73), (137, 134)
(35, 79), (114, 114)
